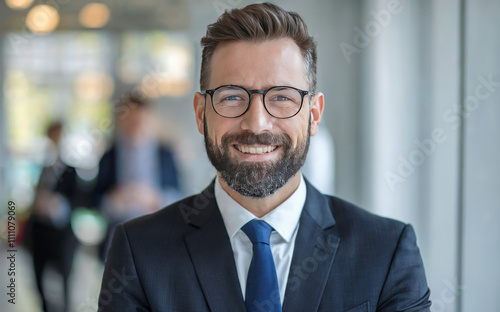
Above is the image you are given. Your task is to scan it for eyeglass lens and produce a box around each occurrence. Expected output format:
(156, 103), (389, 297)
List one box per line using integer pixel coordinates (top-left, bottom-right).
(212, 86), (302, 118)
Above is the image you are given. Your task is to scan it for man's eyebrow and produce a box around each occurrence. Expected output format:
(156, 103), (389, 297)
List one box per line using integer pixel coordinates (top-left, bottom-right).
(245, 85), (293, 90)
(214, 84), (297, 90)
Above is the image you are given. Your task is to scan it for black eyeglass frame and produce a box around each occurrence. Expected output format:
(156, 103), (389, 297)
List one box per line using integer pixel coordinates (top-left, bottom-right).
(201, 85), (315, 119)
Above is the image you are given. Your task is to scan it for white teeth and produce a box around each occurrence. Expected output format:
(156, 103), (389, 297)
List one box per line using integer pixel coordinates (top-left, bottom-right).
(236, 145), (277, 154)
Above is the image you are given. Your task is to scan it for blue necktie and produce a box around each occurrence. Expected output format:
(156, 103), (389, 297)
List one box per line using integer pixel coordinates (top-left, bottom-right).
(241, 219), (282, 312)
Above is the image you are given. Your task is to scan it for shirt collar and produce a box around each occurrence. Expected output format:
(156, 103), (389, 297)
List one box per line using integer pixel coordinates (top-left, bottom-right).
(215, 175), (307, 243)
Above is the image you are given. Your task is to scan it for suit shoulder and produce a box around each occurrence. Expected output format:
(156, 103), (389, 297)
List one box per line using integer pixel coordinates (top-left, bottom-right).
(326, 195), (407, 239)
(120, 194), (200, 236)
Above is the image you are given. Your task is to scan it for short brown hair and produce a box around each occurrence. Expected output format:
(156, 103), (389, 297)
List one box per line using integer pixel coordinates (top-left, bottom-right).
(114, 89), (151, 122)
(115, 89), (150, 110)
(200, 2), (317, 92)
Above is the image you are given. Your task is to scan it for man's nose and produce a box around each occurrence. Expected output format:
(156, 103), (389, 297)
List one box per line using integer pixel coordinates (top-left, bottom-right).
(240, 94), (273, 133)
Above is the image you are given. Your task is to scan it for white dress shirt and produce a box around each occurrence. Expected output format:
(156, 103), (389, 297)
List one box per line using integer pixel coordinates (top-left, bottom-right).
(215, 175), (307, 305)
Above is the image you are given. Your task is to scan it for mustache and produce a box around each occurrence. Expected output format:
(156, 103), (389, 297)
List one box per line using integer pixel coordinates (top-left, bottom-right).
(221, 131), (292, 146)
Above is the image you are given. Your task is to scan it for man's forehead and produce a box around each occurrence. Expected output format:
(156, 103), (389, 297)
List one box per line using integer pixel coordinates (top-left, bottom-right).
(208, 38), (307, 88)
(212, 38), (301, 59)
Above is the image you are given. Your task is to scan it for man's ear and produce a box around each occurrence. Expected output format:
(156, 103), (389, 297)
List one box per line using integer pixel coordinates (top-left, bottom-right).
(193, 92), (205, 134)
(309, 92), (324, 136)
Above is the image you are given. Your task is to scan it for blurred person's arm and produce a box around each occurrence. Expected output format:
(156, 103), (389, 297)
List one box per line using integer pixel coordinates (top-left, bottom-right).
(94, 148), (115, 209)
(32, 164), (76, 227)
(160, 187), (183, 207)
(32, 187), (71, 227)
(100, 183), (161, 222)
(158, 145), (182, 206)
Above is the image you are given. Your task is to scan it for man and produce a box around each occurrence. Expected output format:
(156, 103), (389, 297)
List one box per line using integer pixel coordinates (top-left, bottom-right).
(99, 3), (431, 312)
(94, 92), (181, 261)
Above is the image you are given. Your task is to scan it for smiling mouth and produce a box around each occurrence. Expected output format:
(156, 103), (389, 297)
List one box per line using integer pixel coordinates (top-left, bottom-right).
(234, 145), (278, 155)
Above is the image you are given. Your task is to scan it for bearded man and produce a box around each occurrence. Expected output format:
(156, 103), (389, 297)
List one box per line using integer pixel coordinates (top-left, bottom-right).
(99, 3), (431, 312)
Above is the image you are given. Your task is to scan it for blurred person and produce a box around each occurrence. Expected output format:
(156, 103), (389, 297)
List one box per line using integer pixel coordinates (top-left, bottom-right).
(27, 121), (79, 312)
(94, 91), (181, 261)
(99, 3), (431, 311)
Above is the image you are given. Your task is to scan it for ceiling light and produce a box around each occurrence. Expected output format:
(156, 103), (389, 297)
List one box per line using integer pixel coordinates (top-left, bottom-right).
(79, 3), (110, 28)
(5, 0), (34, 10)
(26, 5), (60, 34)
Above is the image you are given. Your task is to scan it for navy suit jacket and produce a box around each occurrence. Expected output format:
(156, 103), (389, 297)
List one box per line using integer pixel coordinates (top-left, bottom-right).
(99, 180), (431, 312)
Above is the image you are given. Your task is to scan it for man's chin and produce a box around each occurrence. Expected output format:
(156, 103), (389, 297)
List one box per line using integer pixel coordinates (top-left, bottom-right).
(217, 162), (287, 198)
(230, 157), (279, 168)
(221, 175), (284, 198)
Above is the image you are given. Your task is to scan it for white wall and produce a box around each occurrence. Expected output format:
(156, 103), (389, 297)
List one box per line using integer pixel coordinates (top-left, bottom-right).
(462, 0), (500, 310)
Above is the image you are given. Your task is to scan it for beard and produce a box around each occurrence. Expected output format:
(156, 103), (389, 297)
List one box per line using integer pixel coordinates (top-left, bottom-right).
(204, 117), (310, 198)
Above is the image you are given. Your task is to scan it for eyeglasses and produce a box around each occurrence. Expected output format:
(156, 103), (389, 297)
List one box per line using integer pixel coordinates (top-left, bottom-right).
(201, 85), (314, 119)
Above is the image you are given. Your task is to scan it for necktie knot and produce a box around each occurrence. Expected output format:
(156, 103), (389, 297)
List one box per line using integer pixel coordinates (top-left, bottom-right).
(241, 219), (272, 245)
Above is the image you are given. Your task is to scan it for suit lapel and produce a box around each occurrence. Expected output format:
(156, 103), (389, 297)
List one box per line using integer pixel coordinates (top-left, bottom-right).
(282, 180), (340, 312)
(184, 183), (246, 312)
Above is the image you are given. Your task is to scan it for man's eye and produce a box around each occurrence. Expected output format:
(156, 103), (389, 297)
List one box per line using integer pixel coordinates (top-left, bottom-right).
(276, 95), (290, 101)
(222, 95), (243, 101)
(269, 95), (291, 101)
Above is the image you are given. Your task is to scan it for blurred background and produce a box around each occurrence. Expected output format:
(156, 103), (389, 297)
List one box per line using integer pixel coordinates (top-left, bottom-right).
(0, 0), (498, 311)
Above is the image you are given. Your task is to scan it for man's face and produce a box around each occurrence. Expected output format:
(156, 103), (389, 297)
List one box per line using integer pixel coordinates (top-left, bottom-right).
(194, 38), (324, 197)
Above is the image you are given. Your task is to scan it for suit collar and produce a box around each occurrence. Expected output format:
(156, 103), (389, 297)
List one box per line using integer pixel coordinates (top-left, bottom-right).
(183, 180), (217, 228)
(302, 178), (336, 230)
(184, 182), (246, 312)
(282, 180), (340, 311)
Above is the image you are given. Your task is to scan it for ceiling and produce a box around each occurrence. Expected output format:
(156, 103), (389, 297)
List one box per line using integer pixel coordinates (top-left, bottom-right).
(0, 0), (190, 33)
